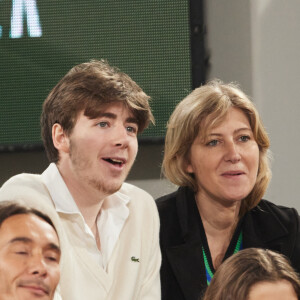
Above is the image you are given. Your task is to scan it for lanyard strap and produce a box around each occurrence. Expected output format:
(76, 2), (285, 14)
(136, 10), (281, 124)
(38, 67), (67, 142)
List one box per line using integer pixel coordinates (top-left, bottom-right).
(203, 231), (243, 286)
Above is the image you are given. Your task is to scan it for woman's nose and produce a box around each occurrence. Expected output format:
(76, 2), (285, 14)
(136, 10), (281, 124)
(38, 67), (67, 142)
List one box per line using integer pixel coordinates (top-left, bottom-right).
(224, 141), (241, 163)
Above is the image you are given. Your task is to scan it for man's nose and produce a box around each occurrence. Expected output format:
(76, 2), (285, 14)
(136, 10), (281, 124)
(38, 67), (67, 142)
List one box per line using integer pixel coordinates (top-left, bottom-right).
(112, 126), (130, 148)
(28, 255), (47, 277)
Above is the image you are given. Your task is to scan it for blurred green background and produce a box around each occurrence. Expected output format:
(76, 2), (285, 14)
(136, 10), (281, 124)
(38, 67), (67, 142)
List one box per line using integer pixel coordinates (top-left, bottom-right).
(0, 0), (192, 147)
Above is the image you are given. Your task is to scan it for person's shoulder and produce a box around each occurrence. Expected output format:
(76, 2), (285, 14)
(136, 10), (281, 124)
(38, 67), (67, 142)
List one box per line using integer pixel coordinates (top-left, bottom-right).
(1, 172), (46, 194)
(257, 199), (298, 213)
(120, 182), (153, 200)
(119, 182), (158, 213)
(2, 172), (42, 187)
(119, 183), (159, 228)
(0, 172), (52, 207)
(0, 172), (59, 229)
(253, 199), (299, 224)
(156, 189), (179, 210)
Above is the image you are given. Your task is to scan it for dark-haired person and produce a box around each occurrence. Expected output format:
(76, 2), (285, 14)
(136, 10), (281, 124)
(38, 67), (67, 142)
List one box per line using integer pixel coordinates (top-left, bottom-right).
(156, 80), (300, 300)
(0, 60), (161, 300)
(0, 202), (61, 300)
(203, 248), (300, 300)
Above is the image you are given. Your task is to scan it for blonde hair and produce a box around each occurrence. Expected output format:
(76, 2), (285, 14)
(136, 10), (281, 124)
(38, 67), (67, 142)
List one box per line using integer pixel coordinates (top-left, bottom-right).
(202, 248), (300, 300)
(162, 79), (271, 215)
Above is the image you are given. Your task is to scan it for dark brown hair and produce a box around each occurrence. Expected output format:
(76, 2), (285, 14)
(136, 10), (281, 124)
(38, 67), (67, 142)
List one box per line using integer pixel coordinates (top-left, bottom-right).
(41, 59), (154, 163)
(0, 201), (57, 234)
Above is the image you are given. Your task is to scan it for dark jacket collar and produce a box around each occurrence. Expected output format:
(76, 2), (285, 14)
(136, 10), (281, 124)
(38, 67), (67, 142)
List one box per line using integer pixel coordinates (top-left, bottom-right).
(166, 187), (207, 300)
(176, 187), (197, 240)
(166, 187), (291, 300)
(242, 200), (290, 248)
(175, 187), (289, 245)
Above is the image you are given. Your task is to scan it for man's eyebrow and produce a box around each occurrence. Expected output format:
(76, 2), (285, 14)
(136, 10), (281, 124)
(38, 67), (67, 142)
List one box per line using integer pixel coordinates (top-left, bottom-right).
(126, 117), (139, 124)
(47, 243), (61, 255)
(96, 112), (117, 119)
(94, 113), (138, 124)
(9, 237), (32, 244)
(9, 237), (61, 253)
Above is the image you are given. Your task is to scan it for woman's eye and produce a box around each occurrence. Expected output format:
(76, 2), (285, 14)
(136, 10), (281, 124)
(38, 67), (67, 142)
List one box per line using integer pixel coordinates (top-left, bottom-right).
(239, 135), (250, 142)
(206, 140), (219, 147)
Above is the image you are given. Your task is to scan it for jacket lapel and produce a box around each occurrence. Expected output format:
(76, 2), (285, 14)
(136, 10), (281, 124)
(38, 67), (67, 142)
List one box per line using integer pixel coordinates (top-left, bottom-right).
(243, 200), (290, 252)
(165, 188), (207, 300)
(166, 242), (206, 300)
(165, 195), (292, 300)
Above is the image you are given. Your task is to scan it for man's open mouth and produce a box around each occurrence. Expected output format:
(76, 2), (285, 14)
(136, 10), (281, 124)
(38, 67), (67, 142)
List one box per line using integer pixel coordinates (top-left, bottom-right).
(103, 158), (125, 166)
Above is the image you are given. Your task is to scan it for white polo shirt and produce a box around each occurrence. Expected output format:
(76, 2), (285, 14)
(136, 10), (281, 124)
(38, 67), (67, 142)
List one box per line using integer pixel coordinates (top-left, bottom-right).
(41, 163), (129, 269)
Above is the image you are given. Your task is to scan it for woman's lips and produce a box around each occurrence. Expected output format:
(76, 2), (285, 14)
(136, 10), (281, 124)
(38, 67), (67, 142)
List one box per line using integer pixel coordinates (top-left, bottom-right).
(221, 170), (245, 177)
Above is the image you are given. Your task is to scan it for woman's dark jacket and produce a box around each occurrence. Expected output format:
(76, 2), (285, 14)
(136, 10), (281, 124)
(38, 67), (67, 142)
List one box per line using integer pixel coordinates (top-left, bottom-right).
(156, 186), (300, 300)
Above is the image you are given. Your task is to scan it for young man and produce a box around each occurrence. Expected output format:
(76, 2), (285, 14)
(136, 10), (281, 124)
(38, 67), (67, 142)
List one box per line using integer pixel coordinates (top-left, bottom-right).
(0, 202), (61, 300)
(0, 60), (161, 300)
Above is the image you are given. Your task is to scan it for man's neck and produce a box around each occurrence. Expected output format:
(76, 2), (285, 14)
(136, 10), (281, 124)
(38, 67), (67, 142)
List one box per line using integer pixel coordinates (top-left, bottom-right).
(57, 165), (108, 230)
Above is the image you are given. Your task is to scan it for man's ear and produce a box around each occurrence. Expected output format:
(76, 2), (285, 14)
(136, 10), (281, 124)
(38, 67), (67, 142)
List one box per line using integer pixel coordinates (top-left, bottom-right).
(52, 123), (70, 153)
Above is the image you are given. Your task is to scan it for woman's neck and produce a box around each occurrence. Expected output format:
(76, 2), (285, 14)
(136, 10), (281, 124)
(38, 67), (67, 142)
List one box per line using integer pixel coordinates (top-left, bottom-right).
(196, 192), (241, 269)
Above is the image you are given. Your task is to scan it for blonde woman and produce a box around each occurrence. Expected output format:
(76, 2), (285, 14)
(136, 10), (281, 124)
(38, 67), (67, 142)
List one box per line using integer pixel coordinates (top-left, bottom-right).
(156, 80), (300, 300)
